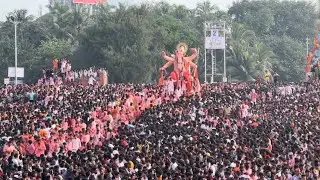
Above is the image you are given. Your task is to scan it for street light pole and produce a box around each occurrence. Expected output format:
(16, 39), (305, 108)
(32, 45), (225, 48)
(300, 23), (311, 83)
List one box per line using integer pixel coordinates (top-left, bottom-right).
(7, 15), (21, 85)
(223, 21), (227, 82)
(14, 21), (18, 85)
(306, 37), (309, 56)
(204, 22), (207, 83)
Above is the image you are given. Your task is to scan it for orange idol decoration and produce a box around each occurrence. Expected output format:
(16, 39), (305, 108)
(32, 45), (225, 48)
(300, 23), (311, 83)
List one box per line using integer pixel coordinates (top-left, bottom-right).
(159, 42), (200, 94)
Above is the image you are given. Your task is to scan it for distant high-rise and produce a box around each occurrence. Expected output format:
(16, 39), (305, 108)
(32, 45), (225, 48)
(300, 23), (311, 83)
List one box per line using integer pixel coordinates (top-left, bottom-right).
(49, 0), (73, 6)
(48, 0), (106, 15)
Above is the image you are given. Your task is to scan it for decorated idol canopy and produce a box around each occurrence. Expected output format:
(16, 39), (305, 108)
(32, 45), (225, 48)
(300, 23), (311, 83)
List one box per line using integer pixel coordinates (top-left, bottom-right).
(306, 25), (320, 75)
(158, 42), (201, 95)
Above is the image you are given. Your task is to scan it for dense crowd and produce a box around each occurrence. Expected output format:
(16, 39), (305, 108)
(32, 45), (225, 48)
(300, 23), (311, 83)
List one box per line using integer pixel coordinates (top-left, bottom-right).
(0, 77), (319, 179)
(41, 63), (108, 86)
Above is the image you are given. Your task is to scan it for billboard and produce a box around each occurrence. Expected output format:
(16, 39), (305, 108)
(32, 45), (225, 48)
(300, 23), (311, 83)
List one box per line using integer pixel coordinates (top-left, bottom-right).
(205, 29), (225, 50)
(8, 67), (24, 78)
(73, 0), (107, 4)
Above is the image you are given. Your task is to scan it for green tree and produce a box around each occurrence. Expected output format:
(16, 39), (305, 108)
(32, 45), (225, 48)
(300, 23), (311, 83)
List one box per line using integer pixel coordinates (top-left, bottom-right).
(0, 10), (47, 83)
(227, 23), (274, 81)
(229, 1), (275, 36)
(252, 43), (274, 74)
(40, 38), (74, 60)
(77, 3), (156, 83)
(6, 9), (34, 23)
(227, 23), (256, 80)
(0, 1), (313, 83)
(264, 35), (305, 81)
(229, 0), (316, 81)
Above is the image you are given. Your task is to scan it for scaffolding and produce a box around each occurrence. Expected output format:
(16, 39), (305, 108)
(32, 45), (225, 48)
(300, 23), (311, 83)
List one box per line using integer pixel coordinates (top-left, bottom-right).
(204, 21), (227, 83)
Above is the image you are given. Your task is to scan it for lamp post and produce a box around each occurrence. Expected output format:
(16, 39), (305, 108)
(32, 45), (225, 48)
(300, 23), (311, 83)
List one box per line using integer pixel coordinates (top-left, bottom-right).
(306, 37), (309, 56)
(223, 21), (227, 82)
(8, 16), (20, 85)
(14, 21), (19, 85)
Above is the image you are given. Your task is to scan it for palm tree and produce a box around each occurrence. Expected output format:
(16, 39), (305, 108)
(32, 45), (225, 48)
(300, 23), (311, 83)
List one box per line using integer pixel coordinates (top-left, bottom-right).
(6, 9), (34, 23)
(195, 1), (218, 19)
(228, 47), (257, 81)
(153, 1), (173, 16)
(48, 3), (75, 40)
(194, 1), (218, 30)
(48, 2), (91, 42)
(227, 23), (255, 80)
(252, 43), (274, 74)
(227, 23), (273, 81)
(172, 5), (191, 21)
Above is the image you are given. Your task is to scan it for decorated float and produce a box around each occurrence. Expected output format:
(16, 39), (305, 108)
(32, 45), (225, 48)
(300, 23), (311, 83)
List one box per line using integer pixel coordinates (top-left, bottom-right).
(158, 42), (201, 95)
(306, 26), (320, 79)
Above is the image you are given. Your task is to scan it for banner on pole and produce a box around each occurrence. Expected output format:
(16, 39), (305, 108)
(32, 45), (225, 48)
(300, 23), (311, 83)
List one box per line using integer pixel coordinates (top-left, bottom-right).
(205, 30), (225, 50)
(3, 78), (9, 85)
(8, 67), (24, 78)
(73, 0), (107, 4)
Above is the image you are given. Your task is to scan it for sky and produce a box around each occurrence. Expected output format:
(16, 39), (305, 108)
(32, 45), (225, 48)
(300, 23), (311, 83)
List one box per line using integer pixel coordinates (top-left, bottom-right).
(0, 0), (235, 21)
(0, 0), (317, 21)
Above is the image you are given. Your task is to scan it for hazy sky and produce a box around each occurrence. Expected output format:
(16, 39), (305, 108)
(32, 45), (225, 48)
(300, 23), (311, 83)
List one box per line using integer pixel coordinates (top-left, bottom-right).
(0, 0), (234, 21)
(1, 0), (317, 21)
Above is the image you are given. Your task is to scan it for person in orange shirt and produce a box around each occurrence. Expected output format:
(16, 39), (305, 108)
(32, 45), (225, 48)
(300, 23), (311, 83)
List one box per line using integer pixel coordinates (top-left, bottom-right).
(21, 132), (31, 142)
(49, 139), (60, 153)
(81, 129), (90, 144)
(52, 57), (59, 70)
(69, 118), (76, 128)
(26, 140), (35, 155)
(112, 107), (120, 121)
(306, 64), (312, 81)
(17, 141), (26, 157)
(79, 120), (87, 131)
(34, 139), (46, 157)
(3, 140), (17, 157)
(62, 119), (69, 131)
(73, 122), (82, 133)
(91, 110), (97, 120)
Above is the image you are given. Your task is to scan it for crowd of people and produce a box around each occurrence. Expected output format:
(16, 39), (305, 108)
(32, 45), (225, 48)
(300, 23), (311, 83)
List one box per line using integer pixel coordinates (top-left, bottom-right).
(39, 57), (108, 86)
(0, 71), (319, 179)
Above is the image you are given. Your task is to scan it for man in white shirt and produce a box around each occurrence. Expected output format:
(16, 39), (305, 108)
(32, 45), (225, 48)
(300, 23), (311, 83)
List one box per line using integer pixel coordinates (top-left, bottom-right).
(61, 60), (66, 73)
(12, 153), (23, 167)
(70, 135), (81, 152)
(93, 130), (104, 145)
(88, 76), (96, 86)
(171, 158), (178, 171)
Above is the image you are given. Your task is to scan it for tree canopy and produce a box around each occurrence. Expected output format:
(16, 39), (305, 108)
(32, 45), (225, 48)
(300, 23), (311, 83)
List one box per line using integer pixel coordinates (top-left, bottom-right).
(0, 0), (316, 83)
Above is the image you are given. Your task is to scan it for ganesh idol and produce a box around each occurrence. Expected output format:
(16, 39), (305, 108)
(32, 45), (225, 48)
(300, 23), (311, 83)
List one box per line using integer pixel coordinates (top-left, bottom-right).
(158, 42), (201, 94)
